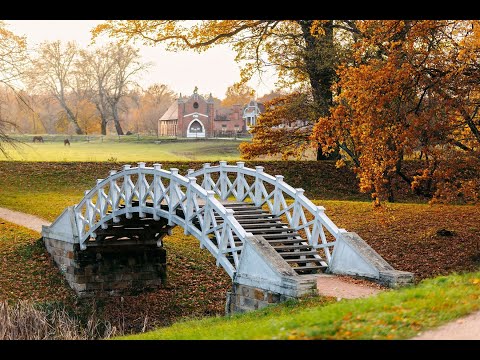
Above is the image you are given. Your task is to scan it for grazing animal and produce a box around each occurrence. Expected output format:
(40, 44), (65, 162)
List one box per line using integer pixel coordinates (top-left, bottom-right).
(32, 136), (44, 143)
(64, 139), (70, 146)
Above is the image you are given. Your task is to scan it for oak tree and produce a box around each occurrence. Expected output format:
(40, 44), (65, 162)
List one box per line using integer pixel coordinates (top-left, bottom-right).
(312, 20), (480, 203)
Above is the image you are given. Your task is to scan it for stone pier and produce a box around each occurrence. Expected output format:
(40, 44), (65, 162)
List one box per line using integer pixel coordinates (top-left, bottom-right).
(43, 237), (166, 297)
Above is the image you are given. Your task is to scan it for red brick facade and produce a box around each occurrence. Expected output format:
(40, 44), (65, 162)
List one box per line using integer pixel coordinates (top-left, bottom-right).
(158, 90), (262, 138)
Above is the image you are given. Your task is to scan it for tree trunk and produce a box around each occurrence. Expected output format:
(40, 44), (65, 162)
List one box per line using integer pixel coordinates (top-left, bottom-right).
(65, 107), (84, 135)
(112, 105), (124, 135)
(298, 20), (335, 118)
(100, 114), (107, 135)
(298, 20), (336, 160)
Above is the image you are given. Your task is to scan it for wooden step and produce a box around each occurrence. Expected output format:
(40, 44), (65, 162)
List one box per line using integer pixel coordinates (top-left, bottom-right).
(265, 238), (307, 244)
(243, 228), (295, 234)
(234, 233), (300, 240)
(221, 206), (264, 212)
(222, 202), (257, 207)
(235, 219), (285, 225)
(293, 265), (327, 273)
(216, 213), (278, 219)
(285, 258), (324, 264)
(279, 250), (319, 257)
(271, 244), (312, 250)
(240, 222), (289, 229)
(228, 210), (267, 215)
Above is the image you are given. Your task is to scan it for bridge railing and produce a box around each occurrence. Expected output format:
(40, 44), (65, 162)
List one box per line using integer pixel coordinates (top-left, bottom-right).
(74, 162), (251, 278)
(188, 161), (346, 262)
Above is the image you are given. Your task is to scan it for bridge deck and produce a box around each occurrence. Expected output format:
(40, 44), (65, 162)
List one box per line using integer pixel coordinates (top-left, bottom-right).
(218, 202), (327, 275)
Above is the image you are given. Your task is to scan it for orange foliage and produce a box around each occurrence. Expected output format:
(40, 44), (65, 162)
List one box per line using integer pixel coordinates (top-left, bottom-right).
(240, 93), (316, 160)
(312, 20), (480, 203)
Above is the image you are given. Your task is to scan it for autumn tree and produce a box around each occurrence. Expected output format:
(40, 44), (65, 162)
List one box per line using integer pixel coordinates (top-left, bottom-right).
(257, 90), (284, 103)
(77, 45), (114, 135)
(312, 20), (480, 203)
(136, 84), (175, 135)
(240, 92), (317, 159)
(92, 20), (356, 157)
(27, 41), (86, 134)
(221, 83), (255, 107)
(102, 44), (149, 135)
(0, 21), (27, 156)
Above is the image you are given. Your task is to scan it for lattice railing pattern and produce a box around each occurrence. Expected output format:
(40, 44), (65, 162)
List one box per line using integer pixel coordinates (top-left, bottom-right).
(74, 162), (250, 278)
(188, 161), (347, 262)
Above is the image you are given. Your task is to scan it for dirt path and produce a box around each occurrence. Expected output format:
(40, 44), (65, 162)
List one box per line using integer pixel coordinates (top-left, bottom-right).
(0, 207), (50, 233)
(315, 274), (384, 299)
(412, 311), (480, 340)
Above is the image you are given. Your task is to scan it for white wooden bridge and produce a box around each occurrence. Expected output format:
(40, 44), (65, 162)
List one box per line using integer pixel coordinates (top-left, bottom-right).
(42, 161), (413, 311)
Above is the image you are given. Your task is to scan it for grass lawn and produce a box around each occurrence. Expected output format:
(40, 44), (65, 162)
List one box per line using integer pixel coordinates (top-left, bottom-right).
(0, 139), (243, 162)
(119, 271), (480, 340)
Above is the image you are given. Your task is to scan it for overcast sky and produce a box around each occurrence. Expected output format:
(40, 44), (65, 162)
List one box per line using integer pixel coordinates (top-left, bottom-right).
(6, 20), (278, 99)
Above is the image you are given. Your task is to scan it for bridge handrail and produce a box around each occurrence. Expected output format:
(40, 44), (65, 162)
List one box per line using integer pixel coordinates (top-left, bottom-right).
(188, 161), (345, 262)
(73, 162), (250, 278)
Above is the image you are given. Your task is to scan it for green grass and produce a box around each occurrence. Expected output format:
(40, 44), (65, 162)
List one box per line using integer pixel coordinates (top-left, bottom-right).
(0, 140), (243, 162)
(119, 271), (480, 340)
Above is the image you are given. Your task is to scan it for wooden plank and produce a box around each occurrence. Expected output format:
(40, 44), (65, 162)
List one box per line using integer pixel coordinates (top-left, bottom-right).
(215, 213), (279, 219)
(279, 250), (319, 257)
(86, 239), (159, 247)
(264, 238), (306, 244)
(293, 265), (327, 272)
(222, 206), (263, 211)
(285, 258), (324, 264)
(236, 233), (300, 239)
(240, 222), (289, 228)
(271, 244), (312, 250)
(241, 228), (295, 234)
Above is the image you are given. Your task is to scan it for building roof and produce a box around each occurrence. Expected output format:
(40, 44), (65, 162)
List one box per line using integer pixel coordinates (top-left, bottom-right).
(159, 101), (178, 121)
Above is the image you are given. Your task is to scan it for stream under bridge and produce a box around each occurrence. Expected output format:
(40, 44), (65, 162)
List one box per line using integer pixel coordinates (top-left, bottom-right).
(41, 161), (413, 313)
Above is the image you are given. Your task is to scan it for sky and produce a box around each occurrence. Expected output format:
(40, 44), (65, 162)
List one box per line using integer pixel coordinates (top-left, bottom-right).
(5, 20), (278, 99)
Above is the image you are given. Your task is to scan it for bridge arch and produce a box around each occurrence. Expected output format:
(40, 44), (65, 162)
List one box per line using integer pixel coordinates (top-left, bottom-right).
(74, 162), (249, 278)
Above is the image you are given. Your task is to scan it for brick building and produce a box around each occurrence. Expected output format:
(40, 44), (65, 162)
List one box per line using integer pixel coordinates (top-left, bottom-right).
(158, 88), (263, 138)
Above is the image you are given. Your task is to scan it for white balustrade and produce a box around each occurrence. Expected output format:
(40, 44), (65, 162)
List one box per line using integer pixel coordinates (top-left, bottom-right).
(188, 161), (343, 262)
(74, 161), (343, 278)
(74, 163), (253, 278)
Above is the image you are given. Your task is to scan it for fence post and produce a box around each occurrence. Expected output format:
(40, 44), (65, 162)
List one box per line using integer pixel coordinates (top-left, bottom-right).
(137, 162), (146, 217)
(123, 164), (132, 219)
(184, 176), (197, 235)
(108, 170), (119, 223)
(254, 166), (264, 206)
(292, 188), (304, 228)
(203, 163), (211, 191)
(219, 161), (228, 200)
(95, 179), (107, 229)
(168, 168), (179, 226)
(236, 161), (245, 202)
(153, 163), (162, 221)
(273, 175), (284, 215)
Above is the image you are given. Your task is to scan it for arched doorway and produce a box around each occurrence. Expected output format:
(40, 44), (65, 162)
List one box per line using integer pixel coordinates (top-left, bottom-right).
(187, 119), (206, 138)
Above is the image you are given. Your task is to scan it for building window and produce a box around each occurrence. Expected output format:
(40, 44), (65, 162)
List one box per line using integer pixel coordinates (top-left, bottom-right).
(193, 102), (199, 109)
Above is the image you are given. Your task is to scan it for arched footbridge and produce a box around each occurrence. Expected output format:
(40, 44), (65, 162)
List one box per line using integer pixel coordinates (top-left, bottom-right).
(42, 161), (413, 313)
